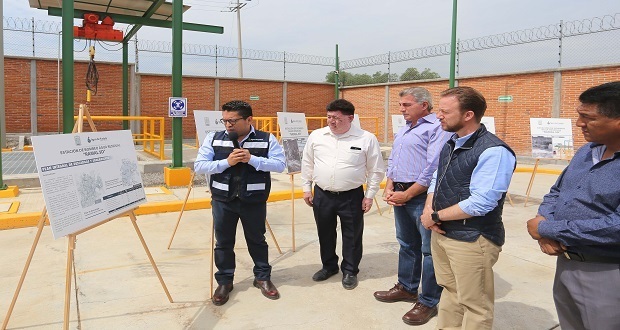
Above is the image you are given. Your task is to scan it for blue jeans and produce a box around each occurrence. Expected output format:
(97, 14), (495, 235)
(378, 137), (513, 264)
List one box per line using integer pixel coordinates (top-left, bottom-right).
(393, 194), (442, 307)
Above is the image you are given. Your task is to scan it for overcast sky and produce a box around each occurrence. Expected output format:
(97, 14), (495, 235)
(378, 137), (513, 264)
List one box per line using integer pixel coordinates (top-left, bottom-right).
(5, 0), (619, 59)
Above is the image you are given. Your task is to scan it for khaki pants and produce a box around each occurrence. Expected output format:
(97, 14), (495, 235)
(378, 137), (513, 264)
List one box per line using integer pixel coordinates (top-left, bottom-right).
(431, 233), (501, 330)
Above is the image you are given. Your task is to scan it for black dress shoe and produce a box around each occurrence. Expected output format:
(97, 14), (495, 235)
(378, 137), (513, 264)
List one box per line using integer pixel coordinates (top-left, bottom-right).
(342, 274), (358, 290)
(253, 279), (280, 300)
(312, 268), (339, 282)
(212, 283), (233, 306)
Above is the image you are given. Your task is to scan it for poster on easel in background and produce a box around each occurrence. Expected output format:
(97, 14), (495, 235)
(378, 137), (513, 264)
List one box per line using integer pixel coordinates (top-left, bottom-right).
(391, 115), (407, 136)
(530, 118), (573, 159)
(277, 112), (308, 174)
(31, 130), (146, 239)
(194, 110), (225, 147)
(481, 116), (496, 134)
(352, 114), (361, 129)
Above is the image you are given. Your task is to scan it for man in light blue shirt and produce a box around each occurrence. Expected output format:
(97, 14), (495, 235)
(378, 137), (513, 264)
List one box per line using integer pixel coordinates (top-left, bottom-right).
(195, 100), (285, 306)
(375, 87), (450, 326)
(420, 87), (516, 329)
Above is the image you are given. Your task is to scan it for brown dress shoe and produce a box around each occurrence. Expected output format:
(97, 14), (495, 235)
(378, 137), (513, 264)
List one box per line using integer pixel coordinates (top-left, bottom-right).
(402, 302), (438, 326)
(253, 279), (280, 300)
(212, 283), (233, 306)
(373, 283), (418, 303)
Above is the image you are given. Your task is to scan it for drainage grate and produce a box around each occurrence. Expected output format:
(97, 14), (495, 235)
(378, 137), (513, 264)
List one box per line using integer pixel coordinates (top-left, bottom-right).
(1, 152), (38, 175)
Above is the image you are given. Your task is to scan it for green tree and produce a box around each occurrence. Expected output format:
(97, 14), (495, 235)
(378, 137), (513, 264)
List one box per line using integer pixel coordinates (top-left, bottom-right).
(400, 67), (440, 81)
(326, 67), (438, 86)
(325, 70), (399, 86)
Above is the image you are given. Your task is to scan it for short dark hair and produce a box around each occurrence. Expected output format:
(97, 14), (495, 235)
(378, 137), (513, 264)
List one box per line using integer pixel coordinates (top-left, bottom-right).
(440, 86), (487, 122)
(222, 100), (253, 118)
(579, 81), (620, 118)
(326, 99), (355, 115)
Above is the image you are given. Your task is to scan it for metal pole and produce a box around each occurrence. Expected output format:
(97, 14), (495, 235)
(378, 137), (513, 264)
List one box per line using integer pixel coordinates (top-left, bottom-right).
(62, 0), (75, 133)
(388, 51), (392, 83)
(1, 0), (7, 189)
(335, 44), (340, 99)
(449, 0), (458, 88)
(135, 34), (139, 72)
(456, 38), (460, 77)
(171, 0), (183, 168)
(32, 17), (35, 57)
(558, 20), (563, 68)
(123, 41), (129, 129)
(236, 0), (243, 78)
(57, 31), (61, 133)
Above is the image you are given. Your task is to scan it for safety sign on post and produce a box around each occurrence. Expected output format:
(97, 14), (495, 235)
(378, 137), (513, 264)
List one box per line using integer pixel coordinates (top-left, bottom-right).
(169, 97), (188, 117)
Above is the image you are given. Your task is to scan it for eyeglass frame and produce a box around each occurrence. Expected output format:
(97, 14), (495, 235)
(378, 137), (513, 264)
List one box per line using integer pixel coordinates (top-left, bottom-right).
(326, 114), (353, 122)
(219, 117), (248, 125)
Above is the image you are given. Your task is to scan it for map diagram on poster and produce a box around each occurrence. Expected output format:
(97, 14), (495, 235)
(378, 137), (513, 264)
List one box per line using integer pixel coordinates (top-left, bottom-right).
(32, 130), (146, 239)
(277, 112), (308, 174)
(530, 118), (573, 159)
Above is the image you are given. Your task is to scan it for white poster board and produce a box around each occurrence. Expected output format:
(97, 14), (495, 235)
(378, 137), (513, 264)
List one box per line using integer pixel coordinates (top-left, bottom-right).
(277, 112), (308, 173)
(481, 116), (496, 134)
(352, 114), (361, 129)
(530, 118), (573, 159)
(194, 110), (225, 146)
(391, 115), (407, 136)
(31, 130), (146, 239)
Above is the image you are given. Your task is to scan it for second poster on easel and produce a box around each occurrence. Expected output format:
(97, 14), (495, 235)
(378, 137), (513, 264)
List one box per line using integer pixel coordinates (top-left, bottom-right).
(530, 118), (573, 159)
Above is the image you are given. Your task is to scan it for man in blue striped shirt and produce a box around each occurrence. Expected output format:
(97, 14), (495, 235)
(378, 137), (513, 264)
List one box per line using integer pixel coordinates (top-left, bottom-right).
(527, 81), (620, 329)
(374, 87), (451, 326)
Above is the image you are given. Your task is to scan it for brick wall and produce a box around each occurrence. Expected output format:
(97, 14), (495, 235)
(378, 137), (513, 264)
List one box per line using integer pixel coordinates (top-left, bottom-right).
(342, 67), (620, 155)
(5, 56), (620, 156)
(4, 58), (31, 133)
(559, 67), (620, 149)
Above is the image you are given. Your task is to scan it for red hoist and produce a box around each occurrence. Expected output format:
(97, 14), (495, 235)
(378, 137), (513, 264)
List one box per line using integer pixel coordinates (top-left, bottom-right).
(73, 13), (123, 41)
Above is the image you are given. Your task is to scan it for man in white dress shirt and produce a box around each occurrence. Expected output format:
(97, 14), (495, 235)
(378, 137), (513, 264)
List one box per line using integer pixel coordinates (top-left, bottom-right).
(301, 99), (385, 290)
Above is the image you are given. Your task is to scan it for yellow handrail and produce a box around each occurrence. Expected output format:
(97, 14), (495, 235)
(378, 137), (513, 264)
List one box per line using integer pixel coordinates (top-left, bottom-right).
(73, 115), (166, 160)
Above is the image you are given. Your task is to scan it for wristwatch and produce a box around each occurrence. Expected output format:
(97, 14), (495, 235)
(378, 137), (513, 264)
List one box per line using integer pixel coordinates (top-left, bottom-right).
(431, 211), (441, 223)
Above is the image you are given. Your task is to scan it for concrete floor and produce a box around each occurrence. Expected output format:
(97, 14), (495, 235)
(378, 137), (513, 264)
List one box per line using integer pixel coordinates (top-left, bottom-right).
(0, 171), (563, 329)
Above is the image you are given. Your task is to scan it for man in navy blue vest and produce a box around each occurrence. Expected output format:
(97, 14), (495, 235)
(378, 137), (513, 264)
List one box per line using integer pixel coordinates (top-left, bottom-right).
(420, 87), (516, 329)
(195, 100), (286, 306)
(527, 81), (620, 329)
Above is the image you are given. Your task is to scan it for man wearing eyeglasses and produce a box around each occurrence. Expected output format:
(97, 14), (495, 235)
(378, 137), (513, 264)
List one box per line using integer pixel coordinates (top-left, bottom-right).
(194, 100), (286, 306)
(301, 99), (385, 290)
(375, 87), (451, 326)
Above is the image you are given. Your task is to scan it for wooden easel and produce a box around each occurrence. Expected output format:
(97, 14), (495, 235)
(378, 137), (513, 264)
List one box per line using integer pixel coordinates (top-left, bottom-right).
(289, 173), (297, 252)
(3, 104), (172, 330)
(167, 171), (283, 298)
(373, 196), (384, 215)
(524, 158), (540, 207)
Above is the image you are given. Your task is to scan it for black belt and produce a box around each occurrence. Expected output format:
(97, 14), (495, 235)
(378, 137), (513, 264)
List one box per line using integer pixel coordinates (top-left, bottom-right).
(393, 182), (415, 191)
(317, 185), (361, 195)
(563, 251), (620, 264)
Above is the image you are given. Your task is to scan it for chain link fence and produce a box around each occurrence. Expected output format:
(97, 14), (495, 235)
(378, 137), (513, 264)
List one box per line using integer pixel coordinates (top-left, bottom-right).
(3, 13), (620, 84)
